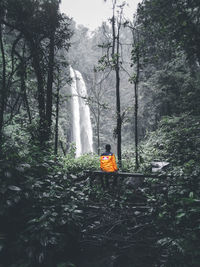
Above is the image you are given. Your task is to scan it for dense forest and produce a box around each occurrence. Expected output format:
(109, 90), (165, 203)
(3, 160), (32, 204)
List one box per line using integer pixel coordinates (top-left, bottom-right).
(0, 0), (200, 266)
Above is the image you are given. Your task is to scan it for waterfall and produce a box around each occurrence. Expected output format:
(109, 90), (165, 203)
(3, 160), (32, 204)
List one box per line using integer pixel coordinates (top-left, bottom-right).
(70, 67), (94, 157)
(70, 67), (82, 157)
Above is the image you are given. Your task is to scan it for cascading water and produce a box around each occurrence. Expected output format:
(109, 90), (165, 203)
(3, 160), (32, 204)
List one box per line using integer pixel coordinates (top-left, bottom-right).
(70, 67), (94, 157)
(70, 67), (82, 157)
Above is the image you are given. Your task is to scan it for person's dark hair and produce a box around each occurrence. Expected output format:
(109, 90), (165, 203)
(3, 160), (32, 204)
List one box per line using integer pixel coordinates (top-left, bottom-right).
(105, 144), (111, 151)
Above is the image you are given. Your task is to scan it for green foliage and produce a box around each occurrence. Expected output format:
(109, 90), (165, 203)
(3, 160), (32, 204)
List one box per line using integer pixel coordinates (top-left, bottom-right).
(0, 0), (72, 147)
(121, 148), (137, 172)
(134, 0), (200, 139)
(141, 114), (200, 167)
(1, 0), (200, 265)
(140, 114), (200, 266)
(0, 148), (88, 266)
(137, 0), (200, 64)
(63, 152), (99, 173)
(1, 112), (199, 266)
(2, 115), (33, 161)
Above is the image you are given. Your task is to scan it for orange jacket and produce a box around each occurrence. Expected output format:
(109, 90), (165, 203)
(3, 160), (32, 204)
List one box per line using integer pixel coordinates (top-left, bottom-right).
(100, 152), (118, 172)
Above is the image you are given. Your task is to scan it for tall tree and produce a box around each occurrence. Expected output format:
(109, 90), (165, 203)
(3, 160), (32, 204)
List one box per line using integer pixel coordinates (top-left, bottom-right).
(135, 0), (200, 123)
(3, 0), (72, 145)
(137, 0), (200, 65)
(130, 25), (141, 170)
(101, 0), (126, 167)
(112, 0), (122, 167)
(0, 23), (6, 149)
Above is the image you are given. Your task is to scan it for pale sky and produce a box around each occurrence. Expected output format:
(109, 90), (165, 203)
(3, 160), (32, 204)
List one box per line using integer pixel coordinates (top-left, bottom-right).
(60, 0), (141, 31)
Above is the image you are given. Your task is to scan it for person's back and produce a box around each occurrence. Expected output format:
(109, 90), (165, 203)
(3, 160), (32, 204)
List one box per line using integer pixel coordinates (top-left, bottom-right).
(100, 144), (118, 172)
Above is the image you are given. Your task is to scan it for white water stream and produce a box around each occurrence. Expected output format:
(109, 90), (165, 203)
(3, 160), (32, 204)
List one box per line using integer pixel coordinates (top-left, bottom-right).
(70, 67), (94, 157)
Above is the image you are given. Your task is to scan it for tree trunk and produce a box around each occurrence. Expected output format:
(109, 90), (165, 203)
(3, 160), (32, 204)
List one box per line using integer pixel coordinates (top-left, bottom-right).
(46, 32), (55, 139)
(0, 24), (6, 150)
(116, 63), (121, 168)
(134, 78), (139, 170)
(134, 32), (140, 171)
(111, 5), (122, 168)
(31, 47), (46, 145)
(115, 16), (122, 168)
(20, 59), (32, 125)
(97, 104), (100, 155)
(54, 78), (60, 155)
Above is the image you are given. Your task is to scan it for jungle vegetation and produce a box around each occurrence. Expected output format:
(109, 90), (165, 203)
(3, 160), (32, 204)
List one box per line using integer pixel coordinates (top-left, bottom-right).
(0, 0), (199, 266)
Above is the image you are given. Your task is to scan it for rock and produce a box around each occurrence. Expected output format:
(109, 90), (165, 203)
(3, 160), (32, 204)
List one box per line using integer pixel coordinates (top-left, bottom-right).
(151, 161), (169, 172)
(124, 176), (144, 188)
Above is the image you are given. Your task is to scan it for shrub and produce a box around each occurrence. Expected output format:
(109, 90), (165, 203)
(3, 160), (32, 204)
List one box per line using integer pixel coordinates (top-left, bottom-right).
(140, 114), (200, 266)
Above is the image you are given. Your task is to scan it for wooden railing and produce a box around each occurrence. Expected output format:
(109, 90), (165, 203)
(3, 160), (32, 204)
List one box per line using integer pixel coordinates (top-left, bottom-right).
(83, 170), (167, 189)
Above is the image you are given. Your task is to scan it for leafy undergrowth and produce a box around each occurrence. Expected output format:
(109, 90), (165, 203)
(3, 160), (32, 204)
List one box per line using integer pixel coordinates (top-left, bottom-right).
(78, 179), (159, 267)
(139, 114), (200, 266)
(0, 156), (84, 266)
(0, 150), (160, 267)
(0, 114), (199, 267)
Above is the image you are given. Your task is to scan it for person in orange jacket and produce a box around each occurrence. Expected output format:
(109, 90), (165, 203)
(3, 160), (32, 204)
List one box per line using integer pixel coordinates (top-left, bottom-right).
(100, 144), (118, 172)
